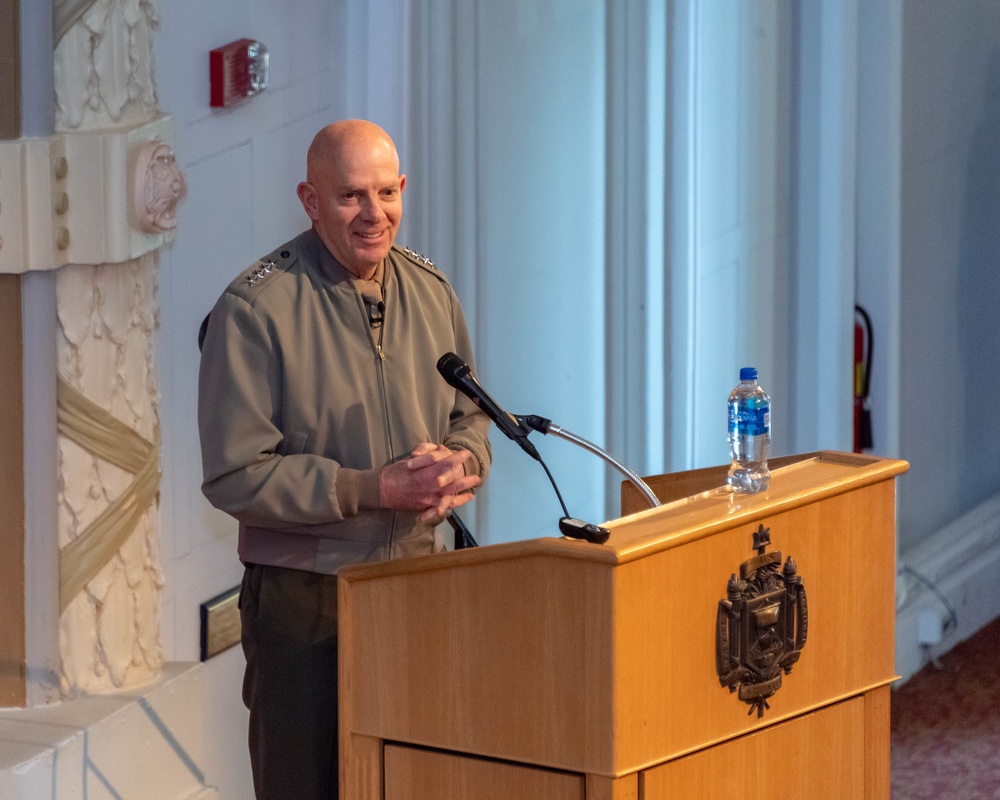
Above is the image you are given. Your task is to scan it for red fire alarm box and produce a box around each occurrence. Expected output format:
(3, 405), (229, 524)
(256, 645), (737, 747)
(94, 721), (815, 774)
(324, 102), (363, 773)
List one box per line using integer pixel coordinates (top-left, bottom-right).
(210, 39), (269, 108)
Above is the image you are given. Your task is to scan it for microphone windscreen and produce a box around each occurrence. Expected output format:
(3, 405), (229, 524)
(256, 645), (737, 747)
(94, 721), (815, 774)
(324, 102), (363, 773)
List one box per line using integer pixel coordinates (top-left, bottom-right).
(437, 352), (470, 387)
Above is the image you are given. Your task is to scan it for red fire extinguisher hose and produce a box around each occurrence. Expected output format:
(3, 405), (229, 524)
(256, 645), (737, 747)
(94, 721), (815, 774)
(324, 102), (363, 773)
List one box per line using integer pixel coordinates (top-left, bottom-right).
(854, 304), (874, 452)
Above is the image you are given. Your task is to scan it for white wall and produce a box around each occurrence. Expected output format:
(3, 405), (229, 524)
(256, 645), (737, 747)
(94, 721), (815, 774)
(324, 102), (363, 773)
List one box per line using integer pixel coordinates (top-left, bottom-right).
(790, 0), (859, 457)
(897, 0), (1000, 552)
(853, 0), (1000, 678)
(856, 0), (903, 465)
(465, 2), (609, 541)
(671, 0), (799, 470)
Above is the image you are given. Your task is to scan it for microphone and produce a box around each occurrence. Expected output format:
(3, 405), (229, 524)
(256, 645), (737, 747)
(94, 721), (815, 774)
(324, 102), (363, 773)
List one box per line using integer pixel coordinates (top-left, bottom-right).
(359, 283), (384, 328)
(437, 352), (540, 460)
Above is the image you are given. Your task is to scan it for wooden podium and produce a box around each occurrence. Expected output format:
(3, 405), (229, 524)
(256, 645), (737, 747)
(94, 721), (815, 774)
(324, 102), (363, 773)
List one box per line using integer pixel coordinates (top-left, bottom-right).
(338, 451), (908, 799)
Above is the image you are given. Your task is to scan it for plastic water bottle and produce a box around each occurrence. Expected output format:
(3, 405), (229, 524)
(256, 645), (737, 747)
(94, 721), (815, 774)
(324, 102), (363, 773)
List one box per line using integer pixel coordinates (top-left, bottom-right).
(727, 367), (771, 493)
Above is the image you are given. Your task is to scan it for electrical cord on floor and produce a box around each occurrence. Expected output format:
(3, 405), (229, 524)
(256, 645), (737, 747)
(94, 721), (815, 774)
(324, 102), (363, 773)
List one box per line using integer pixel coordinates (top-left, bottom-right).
(901, 564), (960, 629)
(902, 564), (960, 670)
(921, 643), (945, 671)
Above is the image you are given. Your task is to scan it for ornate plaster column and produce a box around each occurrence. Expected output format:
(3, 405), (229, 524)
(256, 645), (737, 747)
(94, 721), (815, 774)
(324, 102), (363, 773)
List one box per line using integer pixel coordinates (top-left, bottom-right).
(0, 0), (185, 702)
(52, 0), (185, 696)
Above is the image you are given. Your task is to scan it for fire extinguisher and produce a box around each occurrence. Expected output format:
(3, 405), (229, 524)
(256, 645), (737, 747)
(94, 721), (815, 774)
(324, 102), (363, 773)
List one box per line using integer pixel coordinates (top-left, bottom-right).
(854, 305), (874, 452)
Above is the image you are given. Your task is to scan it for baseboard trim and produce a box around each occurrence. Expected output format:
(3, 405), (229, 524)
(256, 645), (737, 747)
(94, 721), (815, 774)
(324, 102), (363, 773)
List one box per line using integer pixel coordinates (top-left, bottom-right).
(0, 662), (220, 799)
(895, 492), (1000, 684)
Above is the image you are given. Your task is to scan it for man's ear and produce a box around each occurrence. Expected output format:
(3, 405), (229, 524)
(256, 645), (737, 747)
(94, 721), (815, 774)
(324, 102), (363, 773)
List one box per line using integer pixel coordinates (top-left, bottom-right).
(297, 181), (319, 220)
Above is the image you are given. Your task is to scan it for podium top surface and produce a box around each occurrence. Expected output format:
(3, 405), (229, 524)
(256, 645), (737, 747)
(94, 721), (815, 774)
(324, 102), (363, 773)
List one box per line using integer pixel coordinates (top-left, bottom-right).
(339, 451), (908, 582)
(607, 450), (907, 562)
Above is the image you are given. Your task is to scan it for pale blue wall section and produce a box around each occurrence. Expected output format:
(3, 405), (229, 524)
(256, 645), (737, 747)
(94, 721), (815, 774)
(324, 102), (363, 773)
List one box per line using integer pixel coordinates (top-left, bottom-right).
(898, 0), (1000, 550)
(682, 1), (794, 469)
(340, 0), (415, 148)
(639, 0), (668, 475)
(472, 1), (608, 541)
(791, 0), (858, 456)
(691, 1), (742, 468)
(604, 0), (669, 502)
(856, 0), (903, 466)
(159, 144), (254, 660)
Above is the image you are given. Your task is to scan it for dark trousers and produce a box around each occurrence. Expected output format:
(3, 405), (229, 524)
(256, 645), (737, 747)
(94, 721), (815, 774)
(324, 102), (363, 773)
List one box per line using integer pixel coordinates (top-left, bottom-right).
(240, 563), (340, 799)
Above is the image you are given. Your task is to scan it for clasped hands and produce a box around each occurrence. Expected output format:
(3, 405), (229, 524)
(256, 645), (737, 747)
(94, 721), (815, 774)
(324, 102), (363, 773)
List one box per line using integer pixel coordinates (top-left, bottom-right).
(379, 442), (481, 522)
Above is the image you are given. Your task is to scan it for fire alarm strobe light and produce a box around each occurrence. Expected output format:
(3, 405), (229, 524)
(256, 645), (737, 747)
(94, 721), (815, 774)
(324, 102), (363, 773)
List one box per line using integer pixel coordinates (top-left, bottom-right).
(210, 39), (269, 108)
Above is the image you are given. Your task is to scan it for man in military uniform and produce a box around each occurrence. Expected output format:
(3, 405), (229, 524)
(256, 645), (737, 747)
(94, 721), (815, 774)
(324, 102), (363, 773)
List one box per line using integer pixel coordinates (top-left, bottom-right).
(198, 119), (492, 799)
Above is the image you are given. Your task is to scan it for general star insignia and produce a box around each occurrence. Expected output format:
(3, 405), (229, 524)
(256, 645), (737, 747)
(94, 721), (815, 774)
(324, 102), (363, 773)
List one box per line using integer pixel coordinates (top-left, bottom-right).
(401, 247), (435, 269)
(245, 260), (277, 286)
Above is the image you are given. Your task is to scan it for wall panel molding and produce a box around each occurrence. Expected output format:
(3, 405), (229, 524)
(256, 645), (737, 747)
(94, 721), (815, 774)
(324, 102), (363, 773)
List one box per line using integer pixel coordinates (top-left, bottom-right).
(605, 0), (669, 509)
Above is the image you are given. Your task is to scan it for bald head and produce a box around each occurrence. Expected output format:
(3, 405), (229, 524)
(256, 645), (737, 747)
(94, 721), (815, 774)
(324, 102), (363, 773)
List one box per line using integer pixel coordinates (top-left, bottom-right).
(297, 120), (406, 279)
(306, 120), (400, 183)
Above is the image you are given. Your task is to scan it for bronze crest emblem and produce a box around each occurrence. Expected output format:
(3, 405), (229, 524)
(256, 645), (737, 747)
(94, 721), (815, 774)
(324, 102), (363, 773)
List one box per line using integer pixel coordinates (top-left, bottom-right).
(716, 524), (808, 717)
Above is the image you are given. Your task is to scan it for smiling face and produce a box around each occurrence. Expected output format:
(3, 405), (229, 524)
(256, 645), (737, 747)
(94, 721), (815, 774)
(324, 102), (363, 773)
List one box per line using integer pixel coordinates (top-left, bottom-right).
(297, 121), (407, 279)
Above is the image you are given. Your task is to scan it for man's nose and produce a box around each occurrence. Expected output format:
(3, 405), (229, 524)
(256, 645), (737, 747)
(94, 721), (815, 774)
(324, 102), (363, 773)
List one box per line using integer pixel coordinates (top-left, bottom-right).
(360, 195), (386, 221)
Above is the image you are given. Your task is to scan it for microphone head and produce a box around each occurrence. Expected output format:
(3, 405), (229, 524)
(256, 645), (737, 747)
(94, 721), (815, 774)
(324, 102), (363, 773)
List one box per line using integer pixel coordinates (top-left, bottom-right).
(437, 352), (471, 388)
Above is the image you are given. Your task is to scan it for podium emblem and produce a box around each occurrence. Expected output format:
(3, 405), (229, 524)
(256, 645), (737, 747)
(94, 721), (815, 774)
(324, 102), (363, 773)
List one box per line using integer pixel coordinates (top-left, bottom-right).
(716, 524), (808, 718)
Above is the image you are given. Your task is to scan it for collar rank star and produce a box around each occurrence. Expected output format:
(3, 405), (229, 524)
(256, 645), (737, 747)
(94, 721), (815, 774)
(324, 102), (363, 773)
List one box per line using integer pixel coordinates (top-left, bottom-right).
(401, 247), (435, 269)
(715, 524), (809, 718)
(246, 260), (276, 286)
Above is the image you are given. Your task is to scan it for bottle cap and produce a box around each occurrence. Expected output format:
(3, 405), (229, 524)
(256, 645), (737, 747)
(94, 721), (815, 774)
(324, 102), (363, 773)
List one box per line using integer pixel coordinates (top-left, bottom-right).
(740, 367), (757, 381)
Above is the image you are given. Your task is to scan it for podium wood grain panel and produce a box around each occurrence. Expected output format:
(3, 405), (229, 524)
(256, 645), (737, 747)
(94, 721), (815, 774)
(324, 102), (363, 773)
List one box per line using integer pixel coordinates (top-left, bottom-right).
(611, 478), (897, 769)
(341, 553), (617, 773)
(586, 773), (639, 800)
(864, 685), (892, 798)
(384, 745), (585, 800)
(641, 697), (866, 798)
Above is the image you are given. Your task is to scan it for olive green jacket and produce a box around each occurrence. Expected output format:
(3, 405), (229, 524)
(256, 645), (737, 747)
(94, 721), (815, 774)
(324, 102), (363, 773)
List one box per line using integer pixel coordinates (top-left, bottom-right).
(198, 228), (491, 574)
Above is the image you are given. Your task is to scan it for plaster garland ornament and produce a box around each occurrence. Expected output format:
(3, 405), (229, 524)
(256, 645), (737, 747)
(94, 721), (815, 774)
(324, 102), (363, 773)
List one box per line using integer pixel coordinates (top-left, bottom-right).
(54, 0), (159, 132)
(56, 256), (165, 696)
(56, 376), (161, 614)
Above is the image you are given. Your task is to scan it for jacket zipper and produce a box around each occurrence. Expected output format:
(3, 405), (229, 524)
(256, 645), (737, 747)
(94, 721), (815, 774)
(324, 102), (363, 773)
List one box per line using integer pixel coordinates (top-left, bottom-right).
(365, 283), (397, 556)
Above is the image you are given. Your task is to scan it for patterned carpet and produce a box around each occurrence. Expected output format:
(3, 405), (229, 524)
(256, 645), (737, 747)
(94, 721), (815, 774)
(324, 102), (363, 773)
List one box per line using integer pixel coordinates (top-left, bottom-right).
(891, 616), (1000, 799)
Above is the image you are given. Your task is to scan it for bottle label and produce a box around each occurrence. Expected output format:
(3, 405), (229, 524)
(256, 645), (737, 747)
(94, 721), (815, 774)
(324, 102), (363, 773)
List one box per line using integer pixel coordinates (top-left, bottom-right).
(729, 405), (770, 436)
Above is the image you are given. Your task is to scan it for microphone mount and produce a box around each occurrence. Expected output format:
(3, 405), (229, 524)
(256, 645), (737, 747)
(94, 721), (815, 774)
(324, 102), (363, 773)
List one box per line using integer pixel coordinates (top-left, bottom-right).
(521, 415), (662, 510)
(435, 351), (659, 545)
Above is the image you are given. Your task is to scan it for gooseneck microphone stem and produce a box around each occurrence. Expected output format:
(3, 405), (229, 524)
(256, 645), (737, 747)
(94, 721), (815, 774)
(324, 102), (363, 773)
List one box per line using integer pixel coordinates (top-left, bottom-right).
(523, 416), (661, 510)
